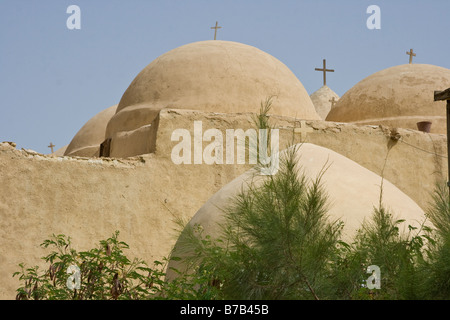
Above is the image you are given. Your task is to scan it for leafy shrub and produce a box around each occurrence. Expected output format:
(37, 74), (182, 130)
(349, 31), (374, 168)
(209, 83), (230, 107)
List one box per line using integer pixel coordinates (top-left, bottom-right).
(13, 231), (217, 300)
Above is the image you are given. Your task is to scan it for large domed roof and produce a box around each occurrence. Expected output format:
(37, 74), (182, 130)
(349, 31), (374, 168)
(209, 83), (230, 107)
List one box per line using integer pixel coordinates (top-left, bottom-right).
(182, 143), (426, 240)
(326, 64), (450, 133)
(105, 40), (319, 139)
(167, 143), (427, 276)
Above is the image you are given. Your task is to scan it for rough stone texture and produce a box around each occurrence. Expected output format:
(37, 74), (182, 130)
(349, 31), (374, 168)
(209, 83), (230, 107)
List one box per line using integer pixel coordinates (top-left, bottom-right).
(64, 105), (118, 157)
(105, 40), (320, 158)
(0, 109), (446, 299)
(326, 64), (450, 134)
(310, 85), (340, 119)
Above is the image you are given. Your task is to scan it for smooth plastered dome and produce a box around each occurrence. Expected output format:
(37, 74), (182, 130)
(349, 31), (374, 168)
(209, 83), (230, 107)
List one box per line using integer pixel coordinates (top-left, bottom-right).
(105, 40), (320, 143)
(64, 105), (118, 157)
(51, 145), (68, 156)
(187, 143), (426, 240)
(310, 85), (340, 120)
(167, 143), (427, 276)
(326, 64), (450, 133)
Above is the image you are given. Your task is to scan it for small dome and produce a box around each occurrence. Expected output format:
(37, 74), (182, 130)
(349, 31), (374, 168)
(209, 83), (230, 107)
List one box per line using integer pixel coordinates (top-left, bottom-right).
(326, 64), (450, 133)
(105, 40), (320, 140)
(51, 145), (68, 156)
(64, 105), (118, 157)
(310, 85), (340, 119)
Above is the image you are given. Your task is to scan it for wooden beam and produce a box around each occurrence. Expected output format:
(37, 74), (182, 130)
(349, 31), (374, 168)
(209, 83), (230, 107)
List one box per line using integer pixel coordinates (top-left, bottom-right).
(434, 88), (450, 101)
(435, 87), (450, 195)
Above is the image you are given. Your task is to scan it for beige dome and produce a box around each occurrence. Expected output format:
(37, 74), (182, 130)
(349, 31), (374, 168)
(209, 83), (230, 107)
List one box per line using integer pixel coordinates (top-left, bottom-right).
(310, 85), (340, 119)
(326, 64), (450, 133)
(168, 143), (427, 275)
(105, 40), (320, 142)
(64, 105), (118, 157)
(51, 145), (68, 156)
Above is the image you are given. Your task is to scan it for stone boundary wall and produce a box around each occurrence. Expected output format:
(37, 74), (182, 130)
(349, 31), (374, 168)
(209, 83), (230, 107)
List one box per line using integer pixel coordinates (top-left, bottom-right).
(0, 109), (446, 299)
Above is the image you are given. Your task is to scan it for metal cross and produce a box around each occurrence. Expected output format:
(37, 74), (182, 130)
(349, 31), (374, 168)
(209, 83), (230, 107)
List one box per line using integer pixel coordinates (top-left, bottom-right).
(211, 21), (222, 40)
(406, 49), (416, 64)
(48, 142), (55, 153)
(315, 59), (334, 86)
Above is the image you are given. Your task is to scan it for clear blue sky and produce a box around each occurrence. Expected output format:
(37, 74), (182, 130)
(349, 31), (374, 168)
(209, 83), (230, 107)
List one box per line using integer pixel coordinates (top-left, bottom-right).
(1, 0), (449, 154)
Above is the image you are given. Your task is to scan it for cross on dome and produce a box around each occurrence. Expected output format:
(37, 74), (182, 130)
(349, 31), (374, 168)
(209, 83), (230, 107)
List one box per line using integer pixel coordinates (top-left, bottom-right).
(315, 59), (334, 86)
(211, 21), (222, 40)
(406, 49), (416, 64)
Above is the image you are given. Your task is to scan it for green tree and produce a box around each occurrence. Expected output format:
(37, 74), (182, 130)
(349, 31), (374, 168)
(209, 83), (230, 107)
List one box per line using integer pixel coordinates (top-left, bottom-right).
(335, 205), (428, 300)
(419, 182), (450, 299)
(175, 145), (345, 300)
(14, 231), (156, 300)
(13, 231), (218, 300)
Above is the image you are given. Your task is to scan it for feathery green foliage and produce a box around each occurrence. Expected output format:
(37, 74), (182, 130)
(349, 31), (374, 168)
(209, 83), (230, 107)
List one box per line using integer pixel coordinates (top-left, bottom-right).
(174, 145), (344, 300)
(420, 183), (450, 299)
